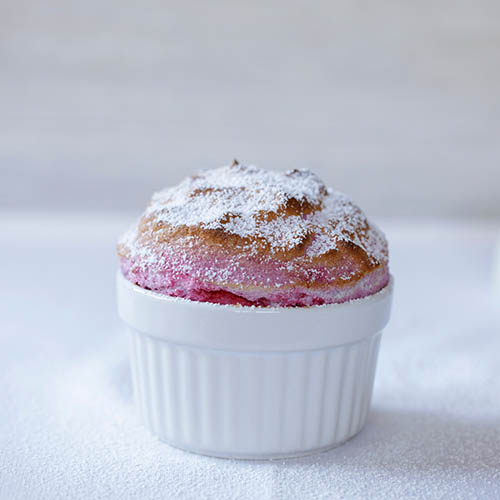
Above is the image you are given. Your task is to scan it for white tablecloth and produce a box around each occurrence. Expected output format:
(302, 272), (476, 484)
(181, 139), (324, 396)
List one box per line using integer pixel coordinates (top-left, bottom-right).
(1, 215), (499, 499)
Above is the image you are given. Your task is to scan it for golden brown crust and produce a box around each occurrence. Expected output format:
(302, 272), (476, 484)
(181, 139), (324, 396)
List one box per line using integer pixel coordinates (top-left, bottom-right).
(118, 163), (388, 294)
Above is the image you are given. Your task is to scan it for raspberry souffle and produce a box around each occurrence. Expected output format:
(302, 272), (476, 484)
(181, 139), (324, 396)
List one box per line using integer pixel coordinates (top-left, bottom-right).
(118, 161), (389, 307)
(117, 160), (393, 458)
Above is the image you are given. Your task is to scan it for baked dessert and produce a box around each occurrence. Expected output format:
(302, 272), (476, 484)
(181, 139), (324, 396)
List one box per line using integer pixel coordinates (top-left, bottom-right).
(118, 161), (389, 307)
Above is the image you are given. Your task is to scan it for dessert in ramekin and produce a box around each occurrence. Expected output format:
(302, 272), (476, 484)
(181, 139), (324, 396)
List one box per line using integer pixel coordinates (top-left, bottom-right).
(117, 161), (393, 458)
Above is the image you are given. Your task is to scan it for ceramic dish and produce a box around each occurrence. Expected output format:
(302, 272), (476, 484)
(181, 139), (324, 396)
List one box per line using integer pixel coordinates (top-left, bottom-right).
(117, 272), (393, 459)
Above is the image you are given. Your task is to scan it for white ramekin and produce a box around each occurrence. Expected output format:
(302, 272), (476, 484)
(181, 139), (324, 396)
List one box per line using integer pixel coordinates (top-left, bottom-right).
(117, 272), (393, 459)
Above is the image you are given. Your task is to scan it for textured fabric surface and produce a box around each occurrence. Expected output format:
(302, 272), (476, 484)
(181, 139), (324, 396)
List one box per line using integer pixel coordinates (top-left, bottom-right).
(1, 215), (499, 500)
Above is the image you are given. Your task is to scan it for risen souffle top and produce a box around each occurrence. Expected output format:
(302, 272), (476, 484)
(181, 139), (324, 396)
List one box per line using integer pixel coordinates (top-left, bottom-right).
(118, 162), (389, 307)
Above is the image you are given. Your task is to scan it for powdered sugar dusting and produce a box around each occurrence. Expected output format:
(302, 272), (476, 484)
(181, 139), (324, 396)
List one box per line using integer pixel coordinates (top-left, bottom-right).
(118, 163), (389, 305)
(141, 162), (387, 262)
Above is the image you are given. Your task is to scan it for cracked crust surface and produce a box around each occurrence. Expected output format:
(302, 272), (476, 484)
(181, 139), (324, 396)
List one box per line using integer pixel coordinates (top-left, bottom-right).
(117, 162), (389, 306)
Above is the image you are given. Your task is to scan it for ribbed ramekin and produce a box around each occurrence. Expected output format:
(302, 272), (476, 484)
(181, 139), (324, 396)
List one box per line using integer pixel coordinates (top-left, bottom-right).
(117, 272), (393, 459)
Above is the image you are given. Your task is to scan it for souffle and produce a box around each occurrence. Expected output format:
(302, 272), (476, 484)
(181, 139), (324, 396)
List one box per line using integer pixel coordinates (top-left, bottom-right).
(118, 161), (389, 307)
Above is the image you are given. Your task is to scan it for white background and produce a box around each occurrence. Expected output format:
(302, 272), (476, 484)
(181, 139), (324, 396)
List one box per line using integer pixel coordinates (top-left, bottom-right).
(2, 3), (500, 497)
(2, 0), (499, 216)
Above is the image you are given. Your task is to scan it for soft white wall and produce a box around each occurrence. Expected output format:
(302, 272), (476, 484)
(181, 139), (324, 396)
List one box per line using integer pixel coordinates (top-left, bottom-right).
(1, 0), (499, 216)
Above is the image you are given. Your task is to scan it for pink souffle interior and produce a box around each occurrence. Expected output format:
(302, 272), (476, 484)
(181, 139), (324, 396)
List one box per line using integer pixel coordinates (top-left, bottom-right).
(118, 163), (389, 307)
